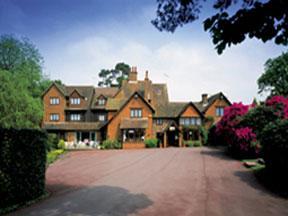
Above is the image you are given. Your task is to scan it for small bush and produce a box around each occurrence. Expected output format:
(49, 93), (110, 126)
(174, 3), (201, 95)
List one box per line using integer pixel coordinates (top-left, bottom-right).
(102, 139), (121, 149)
(199, 126), (208, 145)
(0, 128), (47, 209)
(184, 140), (193, 147)
(193, 140), (202, 147)
(144, 138), (158, 148)
(57, 139), (65, 149)
(46, 133), (59, 151)
(184, 140), (202, 147)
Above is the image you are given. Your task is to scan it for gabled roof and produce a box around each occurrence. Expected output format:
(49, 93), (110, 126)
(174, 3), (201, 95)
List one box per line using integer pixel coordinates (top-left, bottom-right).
(91, 87), (119, 109)
(178, 102), (204, 118)
(106, 91), (155, 125)
(41, 82), (66, 97)
(194, 92), (231, 113)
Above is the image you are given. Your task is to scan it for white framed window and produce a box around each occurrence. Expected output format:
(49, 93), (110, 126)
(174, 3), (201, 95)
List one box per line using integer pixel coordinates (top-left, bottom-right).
(130, 108), (142, 118)
(156, 119), (163, 125)
(98, 114), (105, 121)
(70, 98), (80, 105)
(180, 117), (202, 126)
(98, 99), (106, 105)
(50, 97), (59, 105)
(70, 114), (81, 121)
(50, 114), (59, 121)
(216, 107), (224, 116)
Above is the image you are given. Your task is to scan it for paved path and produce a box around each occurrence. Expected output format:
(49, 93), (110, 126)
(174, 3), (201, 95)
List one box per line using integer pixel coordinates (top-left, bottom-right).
(11, 147), (288, 216)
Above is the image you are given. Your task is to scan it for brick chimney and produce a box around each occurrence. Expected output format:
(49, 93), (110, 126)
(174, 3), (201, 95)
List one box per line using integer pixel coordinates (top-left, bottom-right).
(144, 70), (152, 103)
(202, 93), (208, 106)
(128, 66), (138, 82)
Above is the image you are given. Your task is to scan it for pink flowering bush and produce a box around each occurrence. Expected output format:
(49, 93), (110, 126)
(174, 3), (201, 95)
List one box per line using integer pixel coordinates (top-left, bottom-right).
(265, 95), (288, 119)
(215, 103), (258, 158)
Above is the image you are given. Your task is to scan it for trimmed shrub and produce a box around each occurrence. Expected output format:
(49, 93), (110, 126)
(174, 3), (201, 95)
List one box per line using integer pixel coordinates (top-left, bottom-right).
(57, 139), (65, 149)
(0, 128), (47, 209)
(183, 140), (202, 147)
(144, 138), (158, 148)
(193, 140), (202, 147)
(184, 140), (194, 147)
(102, 139), (121, 149)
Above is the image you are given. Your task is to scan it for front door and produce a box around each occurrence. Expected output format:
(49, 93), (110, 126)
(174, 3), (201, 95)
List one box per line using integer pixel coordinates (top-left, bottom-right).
(167, 127), (179, 147)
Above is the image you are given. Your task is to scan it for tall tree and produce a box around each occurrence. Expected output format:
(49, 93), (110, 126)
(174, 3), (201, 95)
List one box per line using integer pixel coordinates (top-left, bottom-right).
(258, 51), (288, 96)
(0, 35), (50, 128)
(152, 0), (288, 54)
(98, 62), (130, 87)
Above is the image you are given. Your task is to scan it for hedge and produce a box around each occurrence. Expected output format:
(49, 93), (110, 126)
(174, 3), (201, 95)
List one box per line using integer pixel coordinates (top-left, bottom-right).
(261, 120), (288, 178)
(0, 128), (47, 209)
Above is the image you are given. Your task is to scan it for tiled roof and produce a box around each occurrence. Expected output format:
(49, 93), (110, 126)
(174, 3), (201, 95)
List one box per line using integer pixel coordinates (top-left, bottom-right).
(43, 122), (105, 130)
(91, 87), (119, 109)
(120, 118), (148, 129)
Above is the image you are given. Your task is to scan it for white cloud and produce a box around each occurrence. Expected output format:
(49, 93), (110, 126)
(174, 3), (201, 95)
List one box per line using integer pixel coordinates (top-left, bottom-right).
(43, 32), (286, 105)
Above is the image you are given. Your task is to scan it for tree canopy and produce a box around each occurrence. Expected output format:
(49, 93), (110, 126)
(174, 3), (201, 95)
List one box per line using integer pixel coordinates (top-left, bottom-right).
(152, 0), (288, 54)
(0, 35), (54, 128)
(258, 51), (288, 97)
(98, 62), (130, 87)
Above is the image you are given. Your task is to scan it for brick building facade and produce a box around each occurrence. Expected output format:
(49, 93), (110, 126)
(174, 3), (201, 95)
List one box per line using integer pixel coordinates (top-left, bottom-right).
(42, 67), (231, 148)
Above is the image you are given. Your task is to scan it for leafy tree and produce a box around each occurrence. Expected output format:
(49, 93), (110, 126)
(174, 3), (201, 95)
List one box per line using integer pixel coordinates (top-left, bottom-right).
(258, 51), (288, 96)
(98, 62), (130, 87)
(0, 70), (42, 128)
(152, 0), (288, 54)
(0, 35), (53, 128)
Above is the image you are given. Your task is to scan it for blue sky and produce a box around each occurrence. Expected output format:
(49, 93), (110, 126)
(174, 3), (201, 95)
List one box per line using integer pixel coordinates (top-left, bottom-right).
(0, 0), (286, 103)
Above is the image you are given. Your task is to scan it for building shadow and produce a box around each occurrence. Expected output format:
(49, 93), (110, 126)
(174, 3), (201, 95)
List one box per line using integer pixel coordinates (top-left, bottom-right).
(11, 185), (153, 216)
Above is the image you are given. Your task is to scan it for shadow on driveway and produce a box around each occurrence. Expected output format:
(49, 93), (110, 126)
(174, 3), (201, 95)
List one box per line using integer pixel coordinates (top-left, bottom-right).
(12, 185), (153, 216)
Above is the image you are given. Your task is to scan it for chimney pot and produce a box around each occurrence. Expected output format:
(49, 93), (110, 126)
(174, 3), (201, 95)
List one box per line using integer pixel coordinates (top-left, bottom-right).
(202, 93), (208, 106)
(145, 70), (149, 80)
(128, 66), (138, 82)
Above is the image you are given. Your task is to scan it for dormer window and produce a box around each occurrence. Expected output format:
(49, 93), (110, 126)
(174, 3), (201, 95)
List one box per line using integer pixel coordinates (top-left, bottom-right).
(50, 97), (59, 105)
(98, 98), (106, 106)
(70, 98), (80, 105)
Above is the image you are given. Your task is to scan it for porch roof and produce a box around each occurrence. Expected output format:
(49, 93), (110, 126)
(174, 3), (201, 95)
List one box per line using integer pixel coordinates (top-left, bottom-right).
(43, 122), (104, 131)
(120, 118), (148, 129)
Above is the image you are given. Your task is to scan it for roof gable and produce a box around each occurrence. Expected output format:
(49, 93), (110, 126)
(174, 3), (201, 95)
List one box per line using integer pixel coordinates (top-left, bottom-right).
(203, 92), (231, 113)
(105, 91), (155, 125)
(41, 82), (65, 98)
(179, 102), (204, 118)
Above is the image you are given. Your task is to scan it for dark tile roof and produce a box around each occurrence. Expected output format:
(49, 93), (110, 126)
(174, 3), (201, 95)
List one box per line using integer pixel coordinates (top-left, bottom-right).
(91, 87), (119, 109)
(159, 102), (188, 118)
(120, 118), (148, 129)
(43, 122), (105, 130)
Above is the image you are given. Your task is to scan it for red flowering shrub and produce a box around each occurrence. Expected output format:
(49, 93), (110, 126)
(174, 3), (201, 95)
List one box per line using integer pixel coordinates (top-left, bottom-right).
(216, 103), (258, 158)
(265, 95), (288, 119)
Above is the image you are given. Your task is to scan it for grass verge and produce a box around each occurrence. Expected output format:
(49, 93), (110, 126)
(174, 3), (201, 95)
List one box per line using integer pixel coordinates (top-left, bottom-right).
(47, 149), (65, 165)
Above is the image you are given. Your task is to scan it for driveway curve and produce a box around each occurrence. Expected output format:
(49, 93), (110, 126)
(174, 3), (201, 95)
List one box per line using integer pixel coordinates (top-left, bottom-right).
(10, 147), (288, 216)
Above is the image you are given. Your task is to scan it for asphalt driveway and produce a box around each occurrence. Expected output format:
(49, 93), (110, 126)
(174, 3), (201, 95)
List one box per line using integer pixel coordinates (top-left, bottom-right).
(10, 147), (288, 216)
